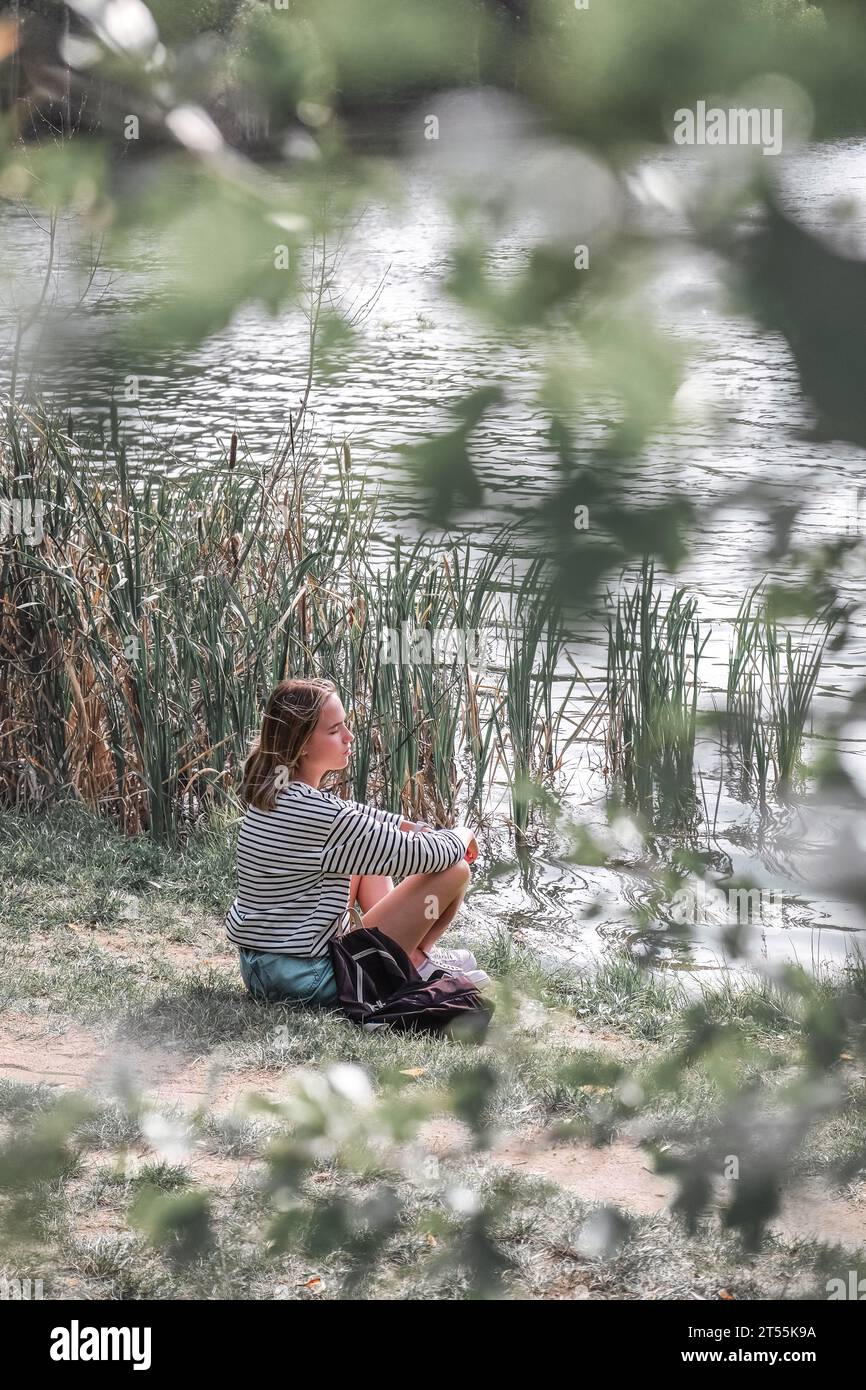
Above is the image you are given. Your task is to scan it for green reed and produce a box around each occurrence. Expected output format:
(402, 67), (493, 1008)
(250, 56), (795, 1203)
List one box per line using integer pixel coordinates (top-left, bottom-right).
(606, 557), (708, 824)
(726, 585), (773, 808)
(727, 584), (832, 800)
(494, 558), (576, 839)
(0, 402), (573, 839)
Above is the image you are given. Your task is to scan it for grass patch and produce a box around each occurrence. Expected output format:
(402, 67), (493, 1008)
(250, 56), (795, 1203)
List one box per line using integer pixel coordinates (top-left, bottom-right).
(2, 799), (866, 1297)
(4, 1084), (857, 1301)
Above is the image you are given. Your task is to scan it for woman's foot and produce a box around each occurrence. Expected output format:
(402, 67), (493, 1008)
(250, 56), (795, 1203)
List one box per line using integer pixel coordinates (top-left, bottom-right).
(416, 947), (491, 989)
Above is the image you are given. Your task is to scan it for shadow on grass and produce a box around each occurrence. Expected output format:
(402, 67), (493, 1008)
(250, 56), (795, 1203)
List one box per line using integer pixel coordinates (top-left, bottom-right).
(117, 971), (267, 1052)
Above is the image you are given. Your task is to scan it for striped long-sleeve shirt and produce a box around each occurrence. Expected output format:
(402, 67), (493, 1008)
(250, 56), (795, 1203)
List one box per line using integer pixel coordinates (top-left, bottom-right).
(225, 780), (467, 956)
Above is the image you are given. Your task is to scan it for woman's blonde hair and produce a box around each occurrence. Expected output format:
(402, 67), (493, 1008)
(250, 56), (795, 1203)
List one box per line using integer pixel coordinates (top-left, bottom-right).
(239, 678), (337, 812)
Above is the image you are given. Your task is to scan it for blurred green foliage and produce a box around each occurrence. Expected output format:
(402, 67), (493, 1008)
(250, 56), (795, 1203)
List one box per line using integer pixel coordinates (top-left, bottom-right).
(2, 0), (866, 1285)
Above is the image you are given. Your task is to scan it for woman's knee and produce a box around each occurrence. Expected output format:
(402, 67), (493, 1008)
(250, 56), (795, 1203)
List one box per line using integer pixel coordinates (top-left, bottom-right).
(431, 859), (471, 899)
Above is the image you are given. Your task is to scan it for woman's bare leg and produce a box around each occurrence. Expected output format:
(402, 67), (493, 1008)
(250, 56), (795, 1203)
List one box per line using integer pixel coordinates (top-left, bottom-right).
(416, 869), (470, 957)
(348, 873), (393, 913)
(357, 874), (394, 911)
(358, 861), (471, 965)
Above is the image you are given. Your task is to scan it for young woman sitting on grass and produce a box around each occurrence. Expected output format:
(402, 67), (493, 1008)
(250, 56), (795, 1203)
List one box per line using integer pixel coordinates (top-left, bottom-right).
(227, 677), (483, 1008)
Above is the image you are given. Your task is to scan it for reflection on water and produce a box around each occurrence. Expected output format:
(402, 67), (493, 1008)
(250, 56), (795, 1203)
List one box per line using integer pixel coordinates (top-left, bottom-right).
(3, 139), (866, 979)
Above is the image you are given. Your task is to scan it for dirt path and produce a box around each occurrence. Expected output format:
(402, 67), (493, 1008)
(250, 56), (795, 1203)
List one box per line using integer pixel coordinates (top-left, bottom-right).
(2, 1012), (865, 1254)
(0, 1012), (290, 1111)
(420, 1117), (866, 1252)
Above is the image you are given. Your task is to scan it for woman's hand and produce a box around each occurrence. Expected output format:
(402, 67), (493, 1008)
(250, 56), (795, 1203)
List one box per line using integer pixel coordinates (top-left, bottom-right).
(454, 825), (478, 864)
(403, 819), (478, 863)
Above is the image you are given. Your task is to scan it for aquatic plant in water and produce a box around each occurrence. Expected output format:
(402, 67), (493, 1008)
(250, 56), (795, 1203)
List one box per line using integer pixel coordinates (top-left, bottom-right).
(606, 557), (708, 828)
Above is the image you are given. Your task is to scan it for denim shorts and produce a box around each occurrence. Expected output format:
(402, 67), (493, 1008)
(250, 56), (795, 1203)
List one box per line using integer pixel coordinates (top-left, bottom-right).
(238, 947), (339, 1009)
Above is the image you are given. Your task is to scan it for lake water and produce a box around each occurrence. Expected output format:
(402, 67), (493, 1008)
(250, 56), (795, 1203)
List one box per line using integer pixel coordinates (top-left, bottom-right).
(3, 133), (866, 982)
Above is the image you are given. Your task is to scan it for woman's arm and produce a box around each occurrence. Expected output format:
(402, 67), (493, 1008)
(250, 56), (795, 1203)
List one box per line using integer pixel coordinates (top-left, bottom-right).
(321, 805), (467, 879)
(400, 818), (476, 859)
(323, 790), (435, 836)
(334, 796), (402, 828)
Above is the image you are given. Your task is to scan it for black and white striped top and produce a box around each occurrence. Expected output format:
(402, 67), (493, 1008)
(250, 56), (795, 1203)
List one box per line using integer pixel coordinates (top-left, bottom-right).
(225, 781), (467, 956)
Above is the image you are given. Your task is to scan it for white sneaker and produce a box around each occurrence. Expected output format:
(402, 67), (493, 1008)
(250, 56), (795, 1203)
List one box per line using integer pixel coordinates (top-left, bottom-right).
(464, 968), (493, 991)
(417, 948), (491, 989)
(417, 947), (477, 976)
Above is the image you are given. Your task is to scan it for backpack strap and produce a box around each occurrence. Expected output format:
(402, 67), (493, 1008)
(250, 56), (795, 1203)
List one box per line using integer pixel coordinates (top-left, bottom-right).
(342, 903), (366, 934)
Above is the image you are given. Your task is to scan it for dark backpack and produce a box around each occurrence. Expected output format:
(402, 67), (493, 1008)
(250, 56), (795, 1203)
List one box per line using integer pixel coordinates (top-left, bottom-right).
(328, 926), (493, 1040)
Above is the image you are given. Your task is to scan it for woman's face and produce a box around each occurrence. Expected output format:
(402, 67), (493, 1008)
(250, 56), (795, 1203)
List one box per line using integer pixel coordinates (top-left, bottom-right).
(300, 694), (353, 776)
